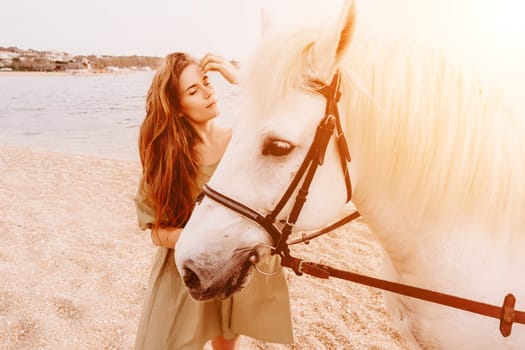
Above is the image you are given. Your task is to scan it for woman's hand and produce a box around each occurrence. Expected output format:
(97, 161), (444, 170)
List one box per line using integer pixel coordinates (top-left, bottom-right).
(200, 53), (239, 85)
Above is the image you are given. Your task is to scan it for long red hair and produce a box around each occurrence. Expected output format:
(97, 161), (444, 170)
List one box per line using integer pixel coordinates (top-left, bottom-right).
(138, 52), (201, 230)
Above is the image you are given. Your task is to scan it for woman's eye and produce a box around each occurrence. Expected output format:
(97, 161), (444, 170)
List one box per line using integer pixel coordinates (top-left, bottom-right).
(262, 139), (295, 157)
(189, 90), (197, 96)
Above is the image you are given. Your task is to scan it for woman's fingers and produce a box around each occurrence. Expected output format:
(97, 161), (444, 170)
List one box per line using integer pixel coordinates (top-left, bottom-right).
(200, 53), (239, 85)
(202, 61), (221, 72)
(200, 53), (225, 70)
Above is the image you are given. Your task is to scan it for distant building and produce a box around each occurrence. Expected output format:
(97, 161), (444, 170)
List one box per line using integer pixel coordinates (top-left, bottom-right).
(42, 50), (73, 62)
(0, 46), (161, 72)
(0, 50), (18, 59)
(23, 49), (39, 58)
(0, 48), (20, 67)
(0, 47), (22, 58)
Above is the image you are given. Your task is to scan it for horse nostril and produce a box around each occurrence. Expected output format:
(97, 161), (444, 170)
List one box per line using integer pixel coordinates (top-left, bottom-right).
(182, 266), (201, 290)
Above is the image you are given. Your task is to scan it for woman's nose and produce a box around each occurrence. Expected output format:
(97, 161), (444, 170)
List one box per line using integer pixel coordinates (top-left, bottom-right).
(204, 85), (214, 98)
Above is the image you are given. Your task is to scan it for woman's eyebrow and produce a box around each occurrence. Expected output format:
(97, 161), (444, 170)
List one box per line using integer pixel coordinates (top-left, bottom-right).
(184, 83), (198, 92)
(185, 74), (208, 92)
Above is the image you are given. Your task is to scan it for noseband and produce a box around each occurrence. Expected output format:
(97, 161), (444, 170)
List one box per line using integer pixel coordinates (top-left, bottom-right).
(201, 71), (358, 257)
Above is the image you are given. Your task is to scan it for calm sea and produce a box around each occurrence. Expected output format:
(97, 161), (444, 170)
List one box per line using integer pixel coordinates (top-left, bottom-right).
(0, 72), (237, 161)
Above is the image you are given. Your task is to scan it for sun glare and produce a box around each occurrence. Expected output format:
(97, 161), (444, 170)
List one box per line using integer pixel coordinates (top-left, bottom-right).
(464, 0), (525, 103)
(465, 0), (525, 64)
(356, 0), (524, 103)
(262, 0), (524, 104)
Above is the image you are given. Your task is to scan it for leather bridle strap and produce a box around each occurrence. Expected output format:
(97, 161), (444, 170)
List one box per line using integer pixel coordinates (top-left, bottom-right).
(202, 184), (282, 244)
(264, 114), (335, 225)
(269, 71), (353, 255)
(280, 256), (525, 337)
(266, 71), (351, 225)
(272, 114), (338, 255)
(315, 72), (353, 202)
(286, 210), (361, 245)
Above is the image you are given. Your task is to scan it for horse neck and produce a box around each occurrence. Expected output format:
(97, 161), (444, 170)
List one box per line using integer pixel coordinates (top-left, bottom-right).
(340, 40), (525, 237)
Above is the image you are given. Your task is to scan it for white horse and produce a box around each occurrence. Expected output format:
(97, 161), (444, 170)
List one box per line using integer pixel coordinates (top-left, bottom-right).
(175, 1), (525, 348)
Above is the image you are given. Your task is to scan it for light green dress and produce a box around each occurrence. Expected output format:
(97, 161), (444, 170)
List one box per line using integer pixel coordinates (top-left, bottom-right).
(134, 163), (294, 350)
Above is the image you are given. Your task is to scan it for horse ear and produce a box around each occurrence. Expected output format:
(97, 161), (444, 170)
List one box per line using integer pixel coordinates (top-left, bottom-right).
(312, 0), (356, 77)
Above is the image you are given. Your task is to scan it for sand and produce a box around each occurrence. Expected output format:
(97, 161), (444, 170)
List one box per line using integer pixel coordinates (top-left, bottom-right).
(0, 146), (409, 350)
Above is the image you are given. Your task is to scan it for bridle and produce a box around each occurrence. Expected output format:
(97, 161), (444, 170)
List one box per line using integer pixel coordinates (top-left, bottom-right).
(199, 71), (525, 337)
(203, 71), (355, 257)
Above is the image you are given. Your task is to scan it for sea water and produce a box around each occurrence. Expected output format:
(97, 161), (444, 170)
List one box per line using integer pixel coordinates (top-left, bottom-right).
(0, 71), (238, 161)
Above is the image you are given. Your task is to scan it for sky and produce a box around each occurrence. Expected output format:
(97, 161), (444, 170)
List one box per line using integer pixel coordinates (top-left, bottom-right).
(0, 0), (261, 58)
(1, 0), (524, 70)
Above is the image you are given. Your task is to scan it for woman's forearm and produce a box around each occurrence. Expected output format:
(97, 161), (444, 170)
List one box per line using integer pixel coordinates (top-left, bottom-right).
(151, 227), (183, 249)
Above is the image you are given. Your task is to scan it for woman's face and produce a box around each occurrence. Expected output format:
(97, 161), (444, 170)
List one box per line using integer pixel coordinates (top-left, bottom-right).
(178, 63), (219, 123)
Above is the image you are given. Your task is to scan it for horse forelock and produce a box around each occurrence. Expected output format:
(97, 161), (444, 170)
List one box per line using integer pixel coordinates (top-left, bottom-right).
(341, 39), (525, 231)
(242, 27), (327, 117)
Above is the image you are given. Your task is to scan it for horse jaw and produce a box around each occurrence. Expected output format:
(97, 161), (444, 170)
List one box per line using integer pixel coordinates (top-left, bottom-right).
(174, 197), (272, 301)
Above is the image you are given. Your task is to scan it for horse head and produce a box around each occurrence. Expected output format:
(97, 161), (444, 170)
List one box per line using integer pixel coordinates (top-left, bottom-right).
(175, 0), (358, 301)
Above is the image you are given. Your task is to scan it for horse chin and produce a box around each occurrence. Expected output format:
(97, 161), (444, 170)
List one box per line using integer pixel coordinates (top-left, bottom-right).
(221, 260), (254, 299)
(185, 252), (255, 302)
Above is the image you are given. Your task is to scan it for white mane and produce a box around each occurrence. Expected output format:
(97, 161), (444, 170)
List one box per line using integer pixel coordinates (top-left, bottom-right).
(242, 27), (525, 232)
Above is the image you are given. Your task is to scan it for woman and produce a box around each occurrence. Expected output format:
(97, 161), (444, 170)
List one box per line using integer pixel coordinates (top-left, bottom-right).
(134, 52), (294, 350)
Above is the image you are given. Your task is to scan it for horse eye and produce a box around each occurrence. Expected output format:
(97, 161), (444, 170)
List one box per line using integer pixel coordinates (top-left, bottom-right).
(262, 139), (295, 157)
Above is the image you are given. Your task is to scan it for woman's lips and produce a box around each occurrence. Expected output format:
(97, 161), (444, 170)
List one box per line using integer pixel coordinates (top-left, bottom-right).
(206, 100), (217, 108)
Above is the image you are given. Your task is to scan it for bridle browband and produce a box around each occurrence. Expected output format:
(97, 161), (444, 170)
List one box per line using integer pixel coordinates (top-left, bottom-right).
(199, 71), (524, 337)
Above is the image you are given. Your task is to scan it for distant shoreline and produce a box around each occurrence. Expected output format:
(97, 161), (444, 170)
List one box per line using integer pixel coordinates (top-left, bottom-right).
(0, 70), (152, 77)
(0, 71), (71, 77)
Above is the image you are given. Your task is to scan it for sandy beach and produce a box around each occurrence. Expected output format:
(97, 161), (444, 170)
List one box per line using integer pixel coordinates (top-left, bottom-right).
(0, 146), (409, 350)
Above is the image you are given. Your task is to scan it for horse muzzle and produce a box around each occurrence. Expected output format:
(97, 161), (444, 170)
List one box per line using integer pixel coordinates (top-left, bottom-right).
(178, 248), (257, 301)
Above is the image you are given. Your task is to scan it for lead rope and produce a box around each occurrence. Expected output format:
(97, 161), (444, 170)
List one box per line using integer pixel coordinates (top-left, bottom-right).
(280, 255), (524, 337)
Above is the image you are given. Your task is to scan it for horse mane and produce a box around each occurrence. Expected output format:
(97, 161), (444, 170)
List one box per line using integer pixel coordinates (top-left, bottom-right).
(343, 39), (525, 229)
(243, 26), (525, 231)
